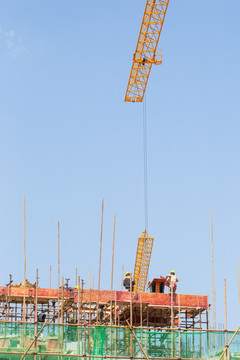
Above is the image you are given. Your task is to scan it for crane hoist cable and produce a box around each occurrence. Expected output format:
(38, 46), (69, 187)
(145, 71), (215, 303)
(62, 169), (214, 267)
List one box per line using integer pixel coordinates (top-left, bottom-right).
(143, 94), (148, 232)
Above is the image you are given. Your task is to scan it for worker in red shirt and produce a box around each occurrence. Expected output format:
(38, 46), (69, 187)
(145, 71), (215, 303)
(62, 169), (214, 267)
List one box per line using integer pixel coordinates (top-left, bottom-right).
(166, 270), (178, 293)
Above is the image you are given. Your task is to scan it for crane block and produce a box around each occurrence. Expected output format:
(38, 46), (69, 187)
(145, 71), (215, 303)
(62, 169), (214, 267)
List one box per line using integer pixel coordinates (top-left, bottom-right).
(133, 231), (154, 293)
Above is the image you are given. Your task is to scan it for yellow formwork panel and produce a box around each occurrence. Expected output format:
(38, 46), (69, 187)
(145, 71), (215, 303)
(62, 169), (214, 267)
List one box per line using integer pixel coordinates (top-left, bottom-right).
(133, 230), (154, 293)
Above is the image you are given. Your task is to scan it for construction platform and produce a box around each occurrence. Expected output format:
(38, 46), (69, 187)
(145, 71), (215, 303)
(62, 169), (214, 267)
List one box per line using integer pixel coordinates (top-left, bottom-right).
(0, 285), (208, 329)
(0, 284), (238, 360)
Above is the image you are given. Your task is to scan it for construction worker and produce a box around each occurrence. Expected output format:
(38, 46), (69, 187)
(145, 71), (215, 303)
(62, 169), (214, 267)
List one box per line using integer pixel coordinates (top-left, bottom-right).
(37, 312), (46, 323)
(165, 270), (178, 293)
(123, 272), (135, 291)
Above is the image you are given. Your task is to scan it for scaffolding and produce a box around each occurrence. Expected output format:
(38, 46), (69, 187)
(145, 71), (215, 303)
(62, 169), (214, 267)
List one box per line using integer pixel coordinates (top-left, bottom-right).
(1, 272), (235, 360)
(0, 323), (238, 360)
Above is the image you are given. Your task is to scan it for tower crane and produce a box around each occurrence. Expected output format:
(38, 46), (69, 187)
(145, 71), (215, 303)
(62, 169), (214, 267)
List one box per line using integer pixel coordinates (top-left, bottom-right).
(125, 1), (170, 293)
(125, 0), (170, 103)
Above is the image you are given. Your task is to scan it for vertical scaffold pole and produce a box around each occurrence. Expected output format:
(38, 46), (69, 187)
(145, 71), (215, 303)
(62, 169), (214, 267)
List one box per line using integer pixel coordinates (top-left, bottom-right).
(170, 285), (174, 359)
(115, 291), (117, 326)
(207, 295), (210, 358)
(49, 265), (52, 289)
(237, 260), (240, 307)
(140, 292), (143, 327)
(121, 265), (124, 291)
(58, 221), (60, 324)
(171, 286), (174, 328)
(224, 278), (228, 360)
(61, 276), (64, 360)
(97, 199), (104, 323)
(211, 210), (216, 330)
(57, 222), (60, 360)
(130, 273), (133, 359)
(178, 289), (181, 359)
(61, 277), (64, 324)
(110, 213), (116, 326)
(34, 268), (38, 360)
(23, 195), (26, 323)
(77, 276), (80, 356)
(89, 269), (92, 325)
(78, 276), (80, 325)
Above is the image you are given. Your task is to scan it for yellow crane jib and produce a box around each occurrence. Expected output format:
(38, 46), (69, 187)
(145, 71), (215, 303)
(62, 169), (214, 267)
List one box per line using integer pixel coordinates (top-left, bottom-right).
(133, 231), (154, 293)
(125, 0), (170, 103)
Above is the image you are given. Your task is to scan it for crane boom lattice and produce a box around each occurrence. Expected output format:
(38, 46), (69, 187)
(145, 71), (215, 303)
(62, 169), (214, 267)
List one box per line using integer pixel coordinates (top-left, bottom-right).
(125, 0), (170, 103)
(133, 231), (154, 292)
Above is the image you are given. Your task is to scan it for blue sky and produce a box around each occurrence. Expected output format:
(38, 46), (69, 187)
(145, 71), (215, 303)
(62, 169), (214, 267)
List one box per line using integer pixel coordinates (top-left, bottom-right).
(0, 0), (240, 329)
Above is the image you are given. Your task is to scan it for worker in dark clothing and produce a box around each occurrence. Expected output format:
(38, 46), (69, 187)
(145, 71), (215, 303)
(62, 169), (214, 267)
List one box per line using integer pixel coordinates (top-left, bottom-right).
(123, 272), (135, 291)
(37, 313), (46, 323)
(99, 305), (104, 322)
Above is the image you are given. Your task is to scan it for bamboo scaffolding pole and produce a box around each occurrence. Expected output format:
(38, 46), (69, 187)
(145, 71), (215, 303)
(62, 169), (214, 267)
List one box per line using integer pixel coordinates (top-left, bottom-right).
(34, 268), (38, 358)
(78, 276), (80, 325)
(224, 279), (228, 360)
(170, 285), (174, 357)
(61, 276), (64, 323)
(170, 286), (174, 328)
(4, 353), (195, 360)
(20, 321), (48, 360)
(75, 267), (78, 287)
(110, 213), (116, 326)
(49, 265), (52, 289)
(35, 269), (38, 322)
(178, 289), (181, 358)
(115, 291), (117, 326)
(219, 327), (240, 360)
(126, 320), (150, 360)
(97, 199), (104, 323)
(58, 221), (60, 324)
(140, 292), (143, 327)
(197, 295), (202, 358)
(0, 319), (235, 331)
(83, 297), (86, 360)
(61, 276), (64, 357)
(89, 270), (92, 325)
(211, 210), (216, 330)
(77, 275), (80, 357)
(121, 265), (124, 291)
(130, 274), (133, 326)
(178, 288), (180, 327)
(130, 274), (133, 359)
(237, 260), (240, 306)
(23, 195), (26, 323)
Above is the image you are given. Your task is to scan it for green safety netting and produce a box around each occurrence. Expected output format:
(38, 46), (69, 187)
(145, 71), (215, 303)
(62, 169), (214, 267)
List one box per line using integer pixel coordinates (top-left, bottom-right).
(0, 323), (239, 359)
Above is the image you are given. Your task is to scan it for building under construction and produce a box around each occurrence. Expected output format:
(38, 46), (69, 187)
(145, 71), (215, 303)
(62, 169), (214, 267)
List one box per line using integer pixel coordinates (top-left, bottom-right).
(0, 227), (239, 360)
(0, 273), (239, 360)
(1, 1), (239, 359)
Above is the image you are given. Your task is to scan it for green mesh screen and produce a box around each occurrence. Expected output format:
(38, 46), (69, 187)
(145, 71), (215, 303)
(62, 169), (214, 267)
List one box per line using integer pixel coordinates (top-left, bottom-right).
(0, 323), (239, 359)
